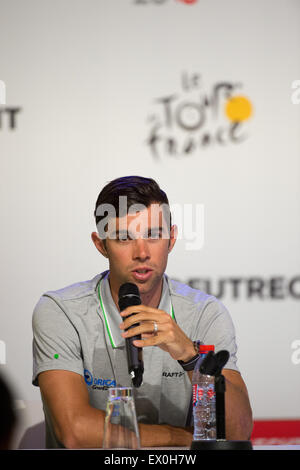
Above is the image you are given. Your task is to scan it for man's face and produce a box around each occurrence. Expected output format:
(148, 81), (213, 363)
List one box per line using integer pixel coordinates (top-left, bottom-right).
(98, 203), (176, 297)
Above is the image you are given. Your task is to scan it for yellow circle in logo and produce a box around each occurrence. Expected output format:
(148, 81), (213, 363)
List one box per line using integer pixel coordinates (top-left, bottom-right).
(225, 95), (253, 121)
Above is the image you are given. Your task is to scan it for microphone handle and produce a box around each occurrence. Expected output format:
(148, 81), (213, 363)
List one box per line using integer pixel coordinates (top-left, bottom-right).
(125, 316), (144, 387)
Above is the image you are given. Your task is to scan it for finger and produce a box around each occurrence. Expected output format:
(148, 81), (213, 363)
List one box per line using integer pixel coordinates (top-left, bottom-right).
(120, 304), (163, 318)
(121, 321), (158, 338)
(132, 330), (170, 348)
(120, 311), (165, 330)
(132, 335), (161, 348)
(119, 305), (146, 317)
(141, 332), (156, 339)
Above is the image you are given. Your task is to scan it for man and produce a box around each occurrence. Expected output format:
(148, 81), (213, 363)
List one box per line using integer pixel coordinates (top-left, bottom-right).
(32, 175), (252, 448)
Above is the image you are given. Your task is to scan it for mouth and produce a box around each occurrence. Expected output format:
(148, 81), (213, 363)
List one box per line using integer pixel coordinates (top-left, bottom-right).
(131, 267), (153, 282)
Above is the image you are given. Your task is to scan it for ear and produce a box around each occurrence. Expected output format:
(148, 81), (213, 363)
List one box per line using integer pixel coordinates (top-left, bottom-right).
(91, 232), (108, 258)
(168, 225), (177, 253)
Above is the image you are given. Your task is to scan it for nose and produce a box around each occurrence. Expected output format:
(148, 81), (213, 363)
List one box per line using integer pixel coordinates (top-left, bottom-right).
(132, 238), (150, 261)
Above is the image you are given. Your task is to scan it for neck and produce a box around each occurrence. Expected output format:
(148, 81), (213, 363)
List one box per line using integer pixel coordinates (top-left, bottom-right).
(108, 275), (163, 311)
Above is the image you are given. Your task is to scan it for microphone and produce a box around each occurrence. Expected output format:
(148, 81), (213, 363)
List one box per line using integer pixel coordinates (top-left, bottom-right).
(118, 283), (144, 388)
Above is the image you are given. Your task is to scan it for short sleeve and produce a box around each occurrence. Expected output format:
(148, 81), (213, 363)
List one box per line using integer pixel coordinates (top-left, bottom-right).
(197, 298), (240, 372)
(32, 294), (84, 386)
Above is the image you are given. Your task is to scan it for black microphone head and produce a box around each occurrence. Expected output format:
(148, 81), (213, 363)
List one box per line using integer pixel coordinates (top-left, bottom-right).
(199, 350), (230, 376)
(118, 283), (141, 311)
(215, 350), (229, 372)
(118, 282), (140, 298)
(199, 350), (218, 376)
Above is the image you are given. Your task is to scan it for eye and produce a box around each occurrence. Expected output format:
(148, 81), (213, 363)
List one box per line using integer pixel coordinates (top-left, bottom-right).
(148, 230), (161, 240)
(117, 233), (134, 242)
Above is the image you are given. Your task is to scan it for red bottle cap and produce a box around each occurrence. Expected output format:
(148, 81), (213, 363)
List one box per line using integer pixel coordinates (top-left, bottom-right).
(199, 344), (215, 353)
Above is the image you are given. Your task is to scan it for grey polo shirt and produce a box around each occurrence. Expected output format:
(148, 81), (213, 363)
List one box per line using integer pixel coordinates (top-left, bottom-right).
(32, 270), (239, 448)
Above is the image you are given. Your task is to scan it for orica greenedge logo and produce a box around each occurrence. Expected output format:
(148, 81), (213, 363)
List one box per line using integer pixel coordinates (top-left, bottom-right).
(84, 369), (116, 390)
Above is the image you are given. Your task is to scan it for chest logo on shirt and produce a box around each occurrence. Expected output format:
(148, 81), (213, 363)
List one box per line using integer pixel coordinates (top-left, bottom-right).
(162, 371), (185, 378)
(84, 369), (116, 390)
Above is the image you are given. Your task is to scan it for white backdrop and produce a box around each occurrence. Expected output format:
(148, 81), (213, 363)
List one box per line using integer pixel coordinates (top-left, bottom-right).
(0, 0), (299, 448)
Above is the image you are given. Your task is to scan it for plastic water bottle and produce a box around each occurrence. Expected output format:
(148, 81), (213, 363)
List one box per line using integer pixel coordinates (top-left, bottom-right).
(192, 345), (216, 441)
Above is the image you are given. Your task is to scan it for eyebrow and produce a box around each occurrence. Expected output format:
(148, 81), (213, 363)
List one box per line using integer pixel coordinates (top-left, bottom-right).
(109, 229), (130, 239)
(109, 227), (164, 239)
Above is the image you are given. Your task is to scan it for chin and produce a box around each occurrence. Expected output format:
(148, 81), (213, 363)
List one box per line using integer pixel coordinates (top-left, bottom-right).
(137, 276), (161, 292)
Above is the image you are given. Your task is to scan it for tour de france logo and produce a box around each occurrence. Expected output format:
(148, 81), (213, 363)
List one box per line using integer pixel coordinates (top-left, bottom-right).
(145, 71), (253, 160)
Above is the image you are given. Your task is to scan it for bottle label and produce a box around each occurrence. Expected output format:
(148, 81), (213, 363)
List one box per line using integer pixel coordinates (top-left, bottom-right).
(192, 384), (215, 406)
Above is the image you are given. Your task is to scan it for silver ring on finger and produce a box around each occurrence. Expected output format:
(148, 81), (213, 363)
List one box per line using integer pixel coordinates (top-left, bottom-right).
(153, 321), (158, 336)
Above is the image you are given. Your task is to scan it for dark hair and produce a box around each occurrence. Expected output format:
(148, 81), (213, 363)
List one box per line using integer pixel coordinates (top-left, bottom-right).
(94, 175), (171, 233)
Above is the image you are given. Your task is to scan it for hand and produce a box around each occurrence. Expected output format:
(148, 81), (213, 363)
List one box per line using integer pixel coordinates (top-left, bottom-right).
(119, 304), (195, 362)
